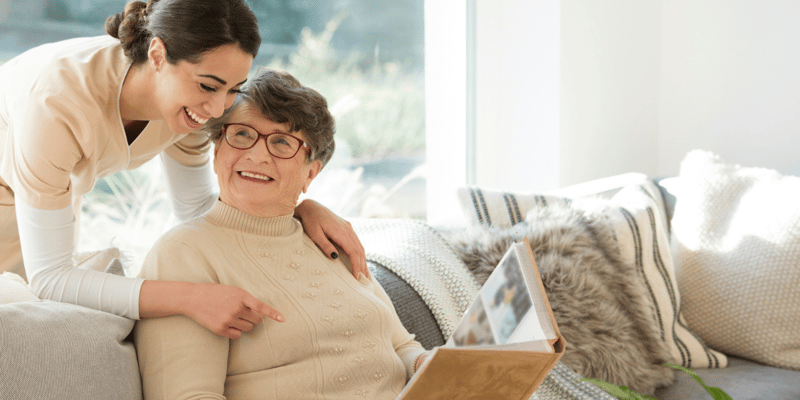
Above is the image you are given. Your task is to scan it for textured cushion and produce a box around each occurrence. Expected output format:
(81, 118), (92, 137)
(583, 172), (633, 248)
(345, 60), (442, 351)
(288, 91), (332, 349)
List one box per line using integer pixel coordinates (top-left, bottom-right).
(444, 198), (676, 394)
(369, 262), (445, 349)
(0, 249), (140, 400)
(0, 272), (38, 304)
(74, 246), (130, 275)
(456, 179), (727, 370)
(671, 150), (800, 370)
(352, 218), (618, 400)
(0, 301), (141, 400)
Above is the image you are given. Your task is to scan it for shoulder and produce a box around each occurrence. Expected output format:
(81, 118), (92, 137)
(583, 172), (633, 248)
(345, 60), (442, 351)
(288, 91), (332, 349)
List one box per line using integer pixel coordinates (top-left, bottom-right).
(139, 218), (221, 281)
(2, 36), (121, 81)
(152, 217), (217, 251)
(2, 36), (126, 110)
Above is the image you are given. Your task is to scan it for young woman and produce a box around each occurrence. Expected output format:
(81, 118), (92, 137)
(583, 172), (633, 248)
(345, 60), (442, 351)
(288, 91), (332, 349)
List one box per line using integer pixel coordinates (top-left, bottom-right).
(0, 0), (366, 339)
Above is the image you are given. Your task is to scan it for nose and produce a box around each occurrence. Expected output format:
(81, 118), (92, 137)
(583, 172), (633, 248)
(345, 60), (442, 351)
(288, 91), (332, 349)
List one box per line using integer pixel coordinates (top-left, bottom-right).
(243, 136), (274, 163)
(206, 92), (227, 118)
(224, 91), (237, 110)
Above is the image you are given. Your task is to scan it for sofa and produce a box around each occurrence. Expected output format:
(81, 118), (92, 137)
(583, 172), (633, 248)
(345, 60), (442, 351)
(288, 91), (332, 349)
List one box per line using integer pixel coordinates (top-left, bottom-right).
(438, 149), (800, 400)
(1, 150), (798, 400)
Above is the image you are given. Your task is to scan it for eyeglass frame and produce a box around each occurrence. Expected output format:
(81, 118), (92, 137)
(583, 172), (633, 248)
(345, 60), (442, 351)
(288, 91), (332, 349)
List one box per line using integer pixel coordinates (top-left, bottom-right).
(220, 123), (311, 160)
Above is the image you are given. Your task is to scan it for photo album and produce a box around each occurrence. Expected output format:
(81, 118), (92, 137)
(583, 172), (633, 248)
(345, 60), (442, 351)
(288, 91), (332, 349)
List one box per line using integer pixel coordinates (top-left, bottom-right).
(398, 238), (565, 400)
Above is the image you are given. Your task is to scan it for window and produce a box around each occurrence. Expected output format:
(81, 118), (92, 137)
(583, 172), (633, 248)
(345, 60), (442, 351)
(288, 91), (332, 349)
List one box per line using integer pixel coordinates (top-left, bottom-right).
(0, 0), (425, 271)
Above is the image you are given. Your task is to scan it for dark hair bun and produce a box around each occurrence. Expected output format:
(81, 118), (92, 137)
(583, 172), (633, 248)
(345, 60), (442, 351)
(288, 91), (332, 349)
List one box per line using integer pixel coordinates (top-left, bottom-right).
(105, 0), (259, 65)
(105, 1), (149, 61)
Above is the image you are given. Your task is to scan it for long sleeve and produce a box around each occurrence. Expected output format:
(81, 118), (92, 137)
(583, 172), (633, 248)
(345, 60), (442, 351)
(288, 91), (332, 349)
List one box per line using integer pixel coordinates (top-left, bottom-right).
(134, 237), (228, 400)
(16, 200), (143, 318)
(368, 273), (427, 380)
(160, 153), (218, 221)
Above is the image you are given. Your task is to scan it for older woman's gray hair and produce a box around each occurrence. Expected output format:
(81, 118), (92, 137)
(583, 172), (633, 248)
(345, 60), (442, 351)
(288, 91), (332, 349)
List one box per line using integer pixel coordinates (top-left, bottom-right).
(204, 68), (336, 167)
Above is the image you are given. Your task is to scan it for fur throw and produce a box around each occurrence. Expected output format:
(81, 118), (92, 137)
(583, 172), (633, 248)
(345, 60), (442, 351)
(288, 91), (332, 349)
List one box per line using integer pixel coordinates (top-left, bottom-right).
(443, 200), (675, 395)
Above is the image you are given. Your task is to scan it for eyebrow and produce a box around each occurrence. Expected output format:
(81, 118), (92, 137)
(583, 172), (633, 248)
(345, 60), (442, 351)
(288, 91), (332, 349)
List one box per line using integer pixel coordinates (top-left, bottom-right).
(199, 74), (248, 87)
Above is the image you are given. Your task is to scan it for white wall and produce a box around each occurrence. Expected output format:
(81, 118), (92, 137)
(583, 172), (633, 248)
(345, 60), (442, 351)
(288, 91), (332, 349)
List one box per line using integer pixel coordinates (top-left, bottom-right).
(425, 0), (800, 223)
(425, 0), (469, 224)
(474, 0), (561, 191)
(425, 0), (561, 225)
(659, 0), (800, 177)
(560, 1), (661, 185)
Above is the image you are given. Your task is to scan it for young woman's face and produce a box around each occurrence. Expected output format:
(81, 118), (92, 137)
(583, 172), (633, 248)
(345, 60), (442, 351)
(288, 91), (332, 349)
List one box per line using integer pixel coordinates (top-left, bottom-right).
(152, 42), (253, 135)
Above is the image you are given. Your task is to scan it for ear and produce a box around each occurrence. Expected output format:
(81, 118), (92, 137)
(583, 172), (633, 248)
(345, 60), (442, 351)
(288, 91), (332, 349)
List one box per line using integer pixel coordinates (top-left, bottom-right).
(147, 37), (167, 71)
(212, 140), (221, 174)
(302, 160), (322, 194)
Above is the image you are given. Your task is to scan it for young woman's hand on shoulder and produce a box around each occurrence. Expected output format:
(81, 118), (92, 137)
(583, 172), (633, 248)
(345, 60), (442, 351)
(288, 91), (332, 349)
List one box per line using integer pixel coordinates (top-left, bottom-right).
(294, 199), (368, 279)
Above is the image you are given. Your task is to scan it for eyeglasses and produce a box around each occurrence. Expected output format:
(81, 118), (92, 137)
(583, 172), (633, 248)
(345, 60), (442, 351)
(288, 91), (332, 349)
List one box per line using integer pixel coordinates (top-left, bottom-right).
(221, 123), (309, 159)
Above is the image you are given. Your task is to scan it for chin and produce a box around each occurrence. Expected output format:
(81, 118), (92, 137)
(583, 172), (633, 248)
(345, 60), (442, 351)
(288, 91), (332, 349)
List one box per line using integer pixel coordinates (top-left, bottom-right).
(169, 116), (194, 135)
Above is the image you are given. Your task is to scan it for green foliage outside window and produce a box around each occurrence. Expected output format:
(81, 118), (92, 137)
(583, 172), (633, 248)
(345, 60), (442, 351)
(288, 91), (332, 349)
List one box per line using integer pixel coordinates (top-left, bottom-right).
(263, 15), (424, 161)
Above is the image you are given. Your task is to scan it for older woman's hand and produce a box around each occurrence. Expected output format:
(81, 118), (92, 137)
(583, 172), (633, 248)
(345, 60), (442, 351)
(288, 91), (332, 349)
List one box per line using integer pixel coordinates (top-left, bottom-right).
(294, 199), (368, 279)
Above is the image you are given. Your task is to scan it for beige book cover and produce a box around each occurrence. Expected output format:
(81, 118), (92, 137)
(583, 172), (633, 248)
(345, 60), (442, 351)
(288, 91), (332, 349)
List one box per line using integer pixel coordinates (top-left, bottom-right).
(399, 238), (565, 400)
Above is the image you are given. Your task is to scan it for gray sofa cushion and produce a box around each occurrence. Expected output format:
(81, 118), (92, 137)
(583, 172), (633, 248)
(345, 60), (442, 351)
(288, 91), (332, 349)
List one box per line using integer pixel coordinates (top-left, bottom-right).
(0, 300), (141, 400)
(369, 261), (445, 349)
(654, 356), (800, 400)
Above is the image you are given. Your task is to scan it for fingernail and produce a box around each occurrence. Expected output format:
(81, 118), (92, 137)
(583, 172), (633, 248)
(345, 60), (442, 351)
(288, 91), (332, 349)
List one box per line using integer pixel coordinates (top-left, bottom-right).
(330, 252), (338, 259)
(276, 315), (285, 322)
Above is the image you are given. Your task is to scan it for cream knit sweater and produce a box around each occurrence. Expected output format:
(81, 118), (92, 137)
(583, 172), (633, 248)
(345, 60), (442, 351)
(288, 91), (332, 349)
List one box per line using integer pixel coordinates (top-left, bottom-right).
(134, 201), (425, 400)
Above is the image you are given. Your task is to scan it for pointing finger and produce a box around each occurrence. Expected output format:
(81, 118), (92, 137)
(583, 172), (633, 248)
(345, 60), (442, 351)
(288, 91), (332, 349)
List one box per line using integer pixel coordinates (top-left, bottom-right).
(242, 294), (285, 322)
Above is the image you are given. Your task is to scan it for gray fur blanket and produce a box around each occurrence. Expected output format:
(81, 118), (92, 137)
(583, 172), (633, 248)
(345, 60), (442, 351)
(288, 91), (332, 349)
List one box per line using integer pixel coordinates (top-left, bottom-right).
(443, 200), (675, 395)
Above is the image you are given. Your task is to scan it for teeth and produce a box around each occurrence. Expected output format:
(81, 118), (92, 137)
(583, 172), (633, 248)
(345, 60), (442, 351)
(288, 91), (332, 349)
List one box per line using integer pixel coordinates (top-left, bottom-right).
(185, 107), (208, 125)
(240, 171), (272, 181)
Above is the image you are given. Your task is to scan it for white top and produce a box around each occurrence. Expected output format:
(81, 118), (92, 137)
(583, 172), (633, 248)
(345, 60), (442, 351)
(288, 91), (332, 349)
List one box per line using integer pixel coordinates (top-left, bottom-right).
(0, 35), (216, 318)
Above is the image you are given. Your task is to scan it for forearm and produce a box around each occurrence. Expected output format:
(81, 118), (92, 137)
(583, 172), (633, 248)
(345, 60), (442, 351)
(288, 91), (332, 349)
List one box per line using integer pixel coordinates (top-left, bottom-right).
(399, 343), (427, 379)
(161, 153), (218, 221)
(370, 273), (427, 377)
(138, 280), (195, 319)
(16, 201), (143, 318)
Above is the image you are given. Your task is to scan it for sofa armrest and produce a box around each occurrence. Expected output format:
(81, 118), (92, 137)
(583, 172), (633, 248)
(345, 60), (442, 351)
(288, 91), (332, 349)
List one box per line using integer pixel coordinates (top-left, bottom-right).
(546, 172), (651, 199)
(653, 176), (679, 225)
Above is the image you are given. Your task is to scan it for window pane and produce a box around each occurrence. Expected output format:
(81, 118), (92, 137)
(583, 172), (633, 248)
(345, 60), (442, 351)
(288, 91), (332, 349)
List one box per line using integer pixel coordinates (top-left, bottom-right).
(1, 0), (425, 269)
(249, 0), (426, 220)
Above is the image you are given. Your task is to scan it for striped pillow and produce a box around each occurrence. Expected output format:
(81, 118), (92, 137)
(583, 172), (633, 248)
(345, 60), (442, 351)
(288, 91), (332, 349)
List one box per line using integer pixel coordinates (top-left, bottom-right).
(457, 187), (569, 227)
(456, 182), (727, 369)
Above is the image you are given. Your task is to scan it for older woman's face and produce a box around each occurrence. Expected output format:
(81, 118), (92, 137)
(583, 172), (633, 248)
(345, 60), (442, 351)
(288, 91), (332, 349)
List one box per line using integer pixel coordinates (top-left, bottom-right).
(213, 104), (322, 217)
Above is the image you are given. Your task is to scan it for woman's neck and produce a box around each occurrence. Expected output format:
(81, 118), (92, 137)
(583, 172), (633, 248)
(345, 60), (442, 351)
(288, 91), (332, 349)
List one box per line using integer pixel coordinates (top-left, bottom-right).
(119, 62), (160, 124)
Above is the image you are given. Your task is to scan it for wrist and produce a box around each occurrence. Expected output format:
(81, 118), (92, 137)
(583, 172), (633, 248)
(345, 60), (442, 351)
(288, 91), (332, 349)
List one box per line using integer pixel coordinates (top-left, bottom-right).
(173, 281), (196, 317)
(413, 352), (427, 372)
(294, 199), (309, 218)
(138, 280), (195, 319)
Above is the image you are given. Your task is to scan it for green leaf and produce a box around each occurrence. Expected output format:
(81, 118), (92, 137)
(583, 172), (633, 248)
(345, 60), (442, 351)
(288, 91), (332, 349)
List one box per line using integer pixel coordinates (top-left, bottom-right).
(579, 378), (658, 400)
(664, 363), (733, 400)
(664, 363), (706, 387)
(704, 387), (734, 400)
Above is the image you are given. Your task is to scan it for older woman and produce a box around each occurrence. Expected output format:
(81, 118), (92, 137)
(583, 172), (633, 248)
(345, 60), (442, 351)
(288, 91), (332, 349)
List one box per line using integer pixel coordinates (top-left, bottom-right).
(134, 69), (427, 400)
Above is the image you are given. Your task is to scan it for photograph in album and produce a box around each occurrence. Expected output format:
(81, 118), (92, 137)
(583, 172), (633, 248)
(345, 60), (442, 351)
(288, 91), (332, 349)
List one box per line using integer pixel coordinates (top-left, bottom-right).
(398, 239), (565, 400)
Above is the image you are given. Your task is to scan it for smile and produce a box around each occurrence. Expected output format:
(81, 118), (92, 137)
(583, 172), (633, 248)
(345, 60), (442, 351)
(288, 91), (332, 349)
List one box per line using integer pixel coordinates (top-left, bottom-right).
(184, 107), (209, 125)
(239, 171), (273, 182)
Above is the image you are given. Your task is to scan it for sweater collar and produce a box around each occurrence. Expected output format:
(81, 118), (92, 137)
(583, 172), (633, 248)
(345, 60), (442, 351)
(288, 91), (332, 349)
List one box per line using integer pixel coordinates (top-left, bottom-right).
(205, 200), (298, 236)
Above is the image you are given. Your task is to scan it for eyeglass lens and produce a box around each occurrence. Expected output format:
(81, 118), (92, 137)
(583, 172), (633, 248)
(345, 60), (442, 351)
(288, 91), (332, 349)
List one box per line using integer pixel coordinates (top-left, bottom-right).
(224, 124), (303, 159)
